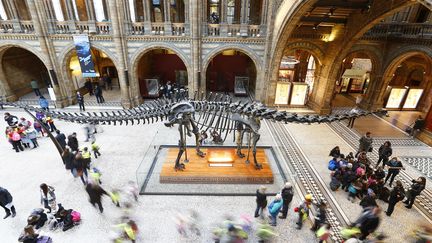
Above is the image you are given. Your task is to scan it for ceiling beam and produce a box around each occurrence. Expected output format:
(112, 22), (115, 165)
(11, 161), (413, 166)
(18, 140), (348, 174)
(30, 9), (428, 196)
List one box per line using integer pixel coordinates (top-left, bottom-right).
(301, 16), (347, 24)
(314, 0), (370, 9)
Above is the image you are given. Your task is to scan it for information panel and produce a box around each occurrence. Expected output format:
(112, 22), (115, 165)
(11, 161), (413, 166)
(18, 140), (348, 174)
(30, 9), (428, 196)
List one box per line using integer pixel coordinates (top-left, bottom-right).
(386, 88), (407, 109)
(274, 82), (290, 105)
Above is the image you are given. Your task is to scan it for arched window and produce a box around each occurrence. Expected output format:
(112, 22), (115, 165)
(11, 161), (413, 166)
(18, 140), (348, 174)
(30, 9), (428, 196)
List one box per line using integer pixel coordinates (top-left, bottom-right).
(128, 0), (136, 22)
(209, 0), (220, 23)
(52, 0), (65, 21)
(151, 0), (164, 22)
(0, 1), (8, 20)
(94, 0), (108, 21)
(171, 0), (185, 23)
(305, 55), (316, 92)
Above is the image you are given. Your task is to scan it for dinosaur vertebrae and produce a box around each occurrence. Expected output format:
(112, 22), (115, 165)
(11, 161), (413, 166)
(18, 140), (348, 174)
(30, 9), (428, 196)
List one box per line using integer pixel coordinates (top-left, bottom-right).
(0, 92), (385, 126)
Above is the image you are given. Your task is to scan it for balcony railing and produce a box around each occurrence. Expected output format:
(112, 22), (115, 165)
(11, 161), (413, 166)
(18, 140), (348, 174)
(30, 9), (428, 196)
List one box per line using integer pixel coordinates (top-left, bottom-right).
(363, 23), (432, 40)
(0, 20), (34, 34)
(96, 22), (111, 35)
(55, 21), (71, 34)
(151, 22), (165, 35)
(172, 23), (185, 36)
(131, 22), (145, 35)
(227, 24), (241, 37)
(75, 21), (90, 33)
(20, 21), (34, 33)
(208, 24), (220, 36)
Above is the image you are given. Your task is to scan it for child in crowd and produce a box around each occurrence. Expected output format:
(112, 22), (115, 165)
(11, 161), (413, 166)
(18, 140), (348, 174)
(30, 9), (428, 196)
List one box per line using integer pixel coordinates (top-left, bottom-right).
(91, 141), (101, 158)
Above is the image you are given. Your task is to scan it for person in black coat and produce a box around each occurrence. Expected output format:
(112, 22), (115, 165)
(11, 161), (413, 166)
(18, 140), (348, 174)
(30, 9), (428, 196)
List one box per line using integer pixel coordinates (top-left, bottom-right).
(76, 91), (85, 111)
(4, 112), (18, 126)
(404, 177), (426, 209)
(329, 146), (341, 158)
(376, 141), (392, 168)
(384, 157), (404, 187)
(55, 130), (67, 149)
(62, 148), (75, 172)
(386, 180), (405, 216)
(254, 186), (267, 218)
(279, 182), (294, 219)
(360, 192), (378, 209)
(311, 201), (327, 231)
(352, 206), (381, 240)
(94, 85), (105, 103)
(67, 132), (79, 152)
(85, 182), (109, 213)
(0, 186), (16, 219)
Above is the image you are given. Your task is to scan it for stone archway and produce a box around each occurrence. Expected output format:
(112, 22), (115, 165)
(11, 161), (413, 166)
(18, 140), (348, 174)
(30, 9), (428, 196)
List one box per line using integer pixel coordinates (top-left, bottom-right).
(0, 45), (51, 101)
(131, 47), (189, 102)
(376, 49), (432, 110)
(202, 45), (261, 98)
(203, 48), (259, 97)
(59, 43), (121, 103)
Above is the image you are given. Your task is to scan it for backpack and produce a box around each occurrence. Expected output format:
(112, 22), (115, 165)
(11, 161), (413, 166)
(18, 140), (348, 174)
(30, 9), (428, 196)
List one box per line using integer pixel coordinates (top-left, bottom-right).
(71, 210), (81, 222)
(330, 177), (341, 191)
(328, 159), (338, 171)
(37, 236), (52, 243)
(12, 132), (21, 141)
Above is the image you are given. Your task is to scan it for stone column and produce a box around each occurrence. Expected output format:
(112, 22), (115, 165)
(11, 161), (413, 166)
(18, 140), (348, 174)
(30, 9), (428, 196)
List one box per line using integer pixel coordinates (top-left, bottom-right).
(5, 0), (22, 31)
(184, 0), (190, 35)
(64, 0), (78, 32)
(220, 0), (228, 36)
(239, 0), (249, 36)
(259, 0), (268, 35)
(43, 0), (57, 34)
(108, 0), (132, 108)
(26, 0), (68, 107)
(189, 0), (201, 95)
(85, 0), (97, 32)
(163, 0), (172, 34)
(143, 0), (152, 33)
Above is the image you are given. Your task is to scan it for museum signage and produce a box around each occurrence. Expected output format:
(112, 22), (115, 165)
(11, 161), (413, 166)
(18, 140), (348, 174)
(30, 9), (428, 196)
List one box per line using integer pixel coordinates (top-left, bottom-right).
(72, 35), (97, 78)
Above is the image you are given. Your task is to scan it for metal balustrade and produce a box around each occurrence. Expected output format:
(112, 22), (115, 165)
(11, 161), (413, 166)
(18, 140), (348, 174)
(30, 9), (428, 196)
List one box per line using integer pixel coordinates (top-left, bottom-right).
(363, 23), (432, 40)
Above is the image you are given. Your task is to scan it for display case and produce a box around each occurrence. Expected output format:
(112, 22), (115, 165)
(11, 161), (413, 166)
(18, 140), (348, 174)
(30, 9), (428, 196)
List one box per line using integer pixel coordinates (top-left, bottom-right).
(234, 76), (249, 96)
(278, 69), (295, 82)
(290, 82), (309, 106)
(274, 82), (291, 105)
(385, 87), (408, 109)
(140, 78), (160, 98)
(403, 88), (424, 109)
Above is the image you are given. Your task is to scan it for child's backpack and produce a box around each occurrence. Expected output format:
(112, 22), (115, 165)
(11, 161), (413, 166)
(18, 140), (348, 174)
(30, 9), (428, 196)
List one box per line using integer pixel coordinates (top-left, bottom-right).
(36, 236), (53, 243)
(71, 210), (81, 223)
(328, 159), (338, 171)
(348, 185), (357, 194)
(330, 177), (341, 191)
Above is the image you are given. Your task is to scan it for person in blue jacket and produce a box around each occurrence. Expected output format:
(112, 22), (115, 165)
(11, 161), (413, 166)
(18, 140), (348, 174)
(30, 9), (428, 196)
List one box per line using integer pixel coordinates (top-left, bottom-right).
(38, 96), (49, 112)
(267, 194), (283, 226)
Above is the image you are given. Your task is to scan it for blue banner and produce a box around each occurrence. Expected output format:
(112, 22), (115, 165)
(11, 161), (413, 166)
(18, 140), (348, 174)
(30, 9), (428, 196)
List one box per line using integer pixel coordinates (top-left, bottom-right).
(73, 35), (97, 78)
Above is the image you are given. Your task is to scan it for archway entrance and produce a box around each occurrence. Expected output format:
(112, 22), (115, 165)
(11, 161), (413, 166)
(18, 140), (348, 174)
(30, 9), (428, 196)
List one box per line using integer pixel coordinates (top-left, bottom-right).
(332, 52), (373, 107)
(136, 48), (188, 98)
(380, 54), (432, 133)
(67, 48), (120, 102)
(206, 50), (256, 96)
(0, 47), (50, 100)
(274, 49), (318, 106)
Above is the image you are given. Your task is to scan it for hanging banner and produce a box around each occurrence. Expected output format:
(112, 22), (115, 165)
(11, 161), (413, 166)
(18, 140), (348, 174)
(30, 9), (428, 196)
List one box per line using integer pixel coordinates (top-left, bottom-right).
(72, 35), (97, 78)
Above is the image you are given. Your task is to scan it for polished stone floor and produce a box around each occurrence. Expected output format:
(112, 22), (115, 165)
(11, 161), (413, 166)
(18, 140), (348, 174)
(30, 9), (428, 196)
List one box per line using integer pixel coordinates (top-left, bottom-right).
(1, 106), (431, 243)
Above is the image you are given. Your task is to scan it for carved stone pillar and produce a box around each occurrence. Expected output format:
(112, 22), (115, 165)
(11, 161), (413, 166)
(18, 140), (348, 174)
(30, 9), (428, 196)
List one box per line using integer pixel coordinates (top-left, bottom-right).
(108, 0), (132, 108)
(5, 0), (22, 31)
(239, 0), (249, 36)
(85, 0), (97, 32)
(64, 0), (77, 32)
(143, 0), (152, 33)
(220, 0), (228, 36)
(26, 0), (68, 107)
(163, 0), (172, 34)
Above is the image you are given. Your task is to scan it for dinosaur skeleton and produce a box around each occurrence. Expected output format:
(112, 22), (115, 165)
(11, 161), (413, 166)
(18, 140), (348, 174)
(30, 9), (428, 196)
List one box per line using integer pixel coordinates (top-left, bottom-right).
(1, 90), (386, 171)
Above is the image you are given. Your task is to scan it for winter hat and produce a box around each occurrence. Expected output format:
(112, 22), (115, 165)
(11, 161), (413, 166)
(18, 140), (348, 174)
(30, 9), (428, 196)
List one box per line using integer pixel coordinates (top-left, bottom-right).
(347, 163), (353, 169)
(284, 182), (292, 189)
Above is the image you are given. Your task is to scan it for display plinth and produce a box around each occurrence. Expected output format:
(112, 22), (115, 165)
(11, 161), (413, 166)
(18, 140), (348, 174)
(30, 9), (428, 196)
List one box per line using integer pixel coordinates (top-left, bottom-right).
(160, 147), (274, 184)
